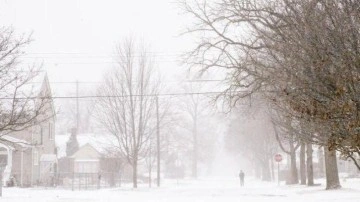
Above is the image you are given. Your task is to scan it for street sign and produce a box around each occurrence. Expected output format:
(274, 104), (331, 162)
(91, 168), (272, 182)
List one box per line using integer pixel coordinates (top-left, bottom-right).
(274, 154), (283, 186)
(274, 154), (283, 162)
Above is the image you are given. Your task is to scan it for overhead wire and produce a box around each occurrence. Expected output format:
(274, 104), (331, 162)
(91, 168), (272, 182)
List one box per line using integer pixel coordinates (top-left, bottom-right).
(0, 90), (238, 100)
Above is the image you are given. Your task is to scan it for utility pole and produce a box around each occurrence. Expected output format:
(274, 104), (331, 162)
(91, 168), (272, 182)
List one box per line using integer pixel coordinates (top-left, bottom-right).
(76, 80), (80, 134)
(193, 111), (198, 179)
(149, 140), (152, 188)
(0, 169), (2, 197)
(156, 96), (160, 187)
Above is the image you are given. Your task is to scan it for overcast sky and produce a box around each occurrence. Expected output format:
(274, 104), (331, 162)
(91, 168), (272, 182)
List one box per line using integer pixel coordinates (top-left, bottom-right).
(0, 0), (194, 87)
(0, 0), (241, 172)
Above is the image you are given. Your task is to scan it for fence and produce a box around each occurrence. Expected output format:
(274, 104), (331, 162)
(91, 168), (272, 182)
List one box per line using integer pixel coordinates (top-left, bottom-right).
(5, 172), (128, 190)
(56, 172), (126, 190)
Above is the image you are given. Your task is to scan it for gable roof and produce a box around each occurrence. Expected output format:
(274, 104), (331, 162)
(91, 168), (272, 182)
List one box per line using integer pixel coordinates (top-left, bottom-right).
(9, 71), (57, 121)
(70, 143), (101, 159)
(0, 135), (31, 148)
(35, 73), (56, 121)
(56, 133), (119, 159)
(0, 72), (56, 148)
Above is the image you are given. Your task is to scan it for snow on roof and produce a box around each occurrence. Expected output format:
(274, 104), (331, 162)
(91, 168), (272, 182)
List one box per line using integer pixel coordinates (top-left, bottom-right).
(14, 71), (48, 98)
(70, 143), (101, 159)
(0, 72), (49, 115)
(0, 135), (31, 148)
(30, 71), (47, 94)
(56, 133), (119, 159)
(0, 142), (15, 150)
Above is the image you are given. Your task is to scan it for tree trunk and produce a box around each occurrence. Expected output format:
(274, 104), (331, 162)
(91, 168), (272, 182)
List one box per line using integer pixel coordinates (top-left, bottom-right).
(148, 162), (152, 188)
(306, 143), (314, 186)
(261, 160), (271, 181)
(110, 172), (115, 187)
(192, 146), (197, 178)
(132, 159), (138, 188)
(286, 139), (298, 184)
(254, 161), (261, 179)
(192, 117), (198, 178)
(324, 146), (341, 190)
(317, 148), (325, 177)
(300, 142), (306, 185)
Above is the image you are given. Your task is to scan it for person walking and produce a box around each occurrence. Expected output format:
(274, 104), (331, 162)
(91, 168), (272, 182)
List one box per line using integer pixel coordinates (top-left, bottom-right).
(239, 170), (245, 187)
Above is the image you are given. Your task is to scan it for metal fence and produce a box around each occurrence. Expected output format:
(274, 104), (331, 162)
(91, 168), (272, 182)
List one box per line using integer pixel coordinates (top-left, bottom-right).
(56, 172), (125, 190)
(4, 172), (128, 190)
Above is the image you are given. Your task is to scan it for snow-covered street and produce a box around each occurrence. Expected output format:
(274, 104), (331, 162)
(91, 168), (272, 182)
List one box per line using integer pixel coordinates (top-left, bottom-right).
(1, 177), (359, 202)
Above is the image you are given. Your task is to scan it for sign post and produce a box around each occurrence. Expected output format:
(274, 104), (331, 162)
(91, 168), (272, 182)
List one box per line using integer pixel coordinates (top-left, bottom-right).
(274, 154), (283, 186)
(175, 159), (181, 186)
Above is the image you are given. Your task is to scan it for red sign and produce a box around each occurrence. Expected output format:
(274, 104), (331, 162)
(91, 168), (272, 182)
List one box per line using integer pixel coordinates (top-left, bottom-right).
(274, 154), (283, 162)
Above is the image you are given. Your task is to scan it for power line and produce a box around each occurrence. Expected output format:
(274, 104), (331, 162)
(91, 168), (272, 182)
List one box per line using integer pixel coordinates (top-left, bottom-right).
(22, 54), (183, 59)
(25, 51), (183, 55)
(0, 90), (233, 100)
(28, 79), (225, 84)
(20, 60), (181, 65)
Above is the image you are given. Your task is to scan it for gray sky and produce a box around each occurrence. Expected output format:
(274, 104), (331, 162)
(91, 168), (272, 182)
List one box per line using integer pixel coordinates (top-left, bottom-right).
(0, 0), (193, 87)
(0, 0), (243, 174)
(0, 0), (226, 115)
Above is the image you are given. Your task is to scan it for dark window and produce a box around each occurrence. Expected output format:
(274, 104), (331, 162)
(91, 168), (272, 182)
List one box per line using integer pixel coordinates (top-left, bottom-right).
(49, 122), (53, 140)
(40, 126), (43, 145)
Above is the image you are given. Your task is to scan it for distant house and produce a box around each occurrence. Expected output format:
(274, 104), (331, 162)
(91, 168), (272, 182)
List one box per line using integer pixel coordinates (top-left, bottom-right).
(0, 73), (57, 187)
(56, 133), (128, 189)
(72, 143), (101, 174)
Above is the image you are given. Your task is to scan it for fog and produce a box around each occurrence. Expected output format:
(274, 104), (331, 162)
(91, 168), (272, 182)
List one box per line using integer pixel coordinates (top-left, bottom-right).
(0, 0), (359, 201)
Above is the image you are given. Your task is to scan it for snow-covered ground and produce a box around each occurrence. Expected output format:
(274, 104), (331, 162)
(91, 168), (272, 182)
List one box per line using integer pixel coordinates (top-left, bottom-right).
(1, 177), (360, 202)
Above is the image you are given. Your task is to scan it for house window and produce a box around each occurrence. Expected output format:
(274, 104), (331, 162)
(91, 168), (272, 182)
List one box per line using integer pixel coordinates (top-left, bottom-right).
(40, 126), (43, 145)
(33, 150), (39, 166)
(0, 147), (8, 169)
(35, 125), (43, 145)
(49, 122), (53, 140)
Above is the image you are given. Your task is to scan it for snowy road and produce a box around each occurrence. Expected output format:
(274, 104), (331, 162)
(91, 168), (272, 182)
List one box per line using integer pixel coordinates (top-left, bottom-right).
(1, 177), (360, 202)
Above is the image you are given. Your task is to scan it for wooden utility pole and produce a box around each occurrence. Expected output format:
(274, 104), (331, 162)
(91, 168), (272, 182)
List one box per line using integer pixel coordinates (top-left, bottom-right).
(0, 171), (2, 197)
(156, 96), (160, 187)
(149, 142), (152, 188)
(76, 80), (80, 134)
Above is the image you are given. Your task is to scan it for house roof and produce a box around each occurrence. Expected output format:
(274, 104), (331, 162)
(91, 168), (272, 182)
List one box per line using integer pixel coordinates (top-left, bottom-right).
(0, 142), (15, 150)
(0, 71), (54, 113)
(0, 71), (56, 148)
(0, 135), (31, 148)
(70, 143), (101, 159)
(56, 133), (119, 159)
(34, 72), (56, 120)
(15, 71), (49, 100)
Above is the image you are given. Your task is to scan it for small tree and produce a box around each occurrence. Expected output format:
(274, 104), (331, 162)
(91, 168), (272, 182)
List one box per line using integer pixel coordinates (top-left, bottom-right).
(95, 38), (160, 188)
(178, 82), (208, 178)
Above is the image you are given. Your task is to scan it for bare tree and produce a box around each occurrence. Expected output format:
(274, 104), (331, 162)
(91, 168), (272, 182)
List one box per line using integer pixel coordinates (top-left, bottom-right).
(57, 87), (96, 134)
(0, 27), (52, 143)
(180, 0), (360, 189)
(271, 115), (300, 185)
(95, 38), (160, 188)
(178, 82), (212, 178)
(225, 97), (278, 182)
